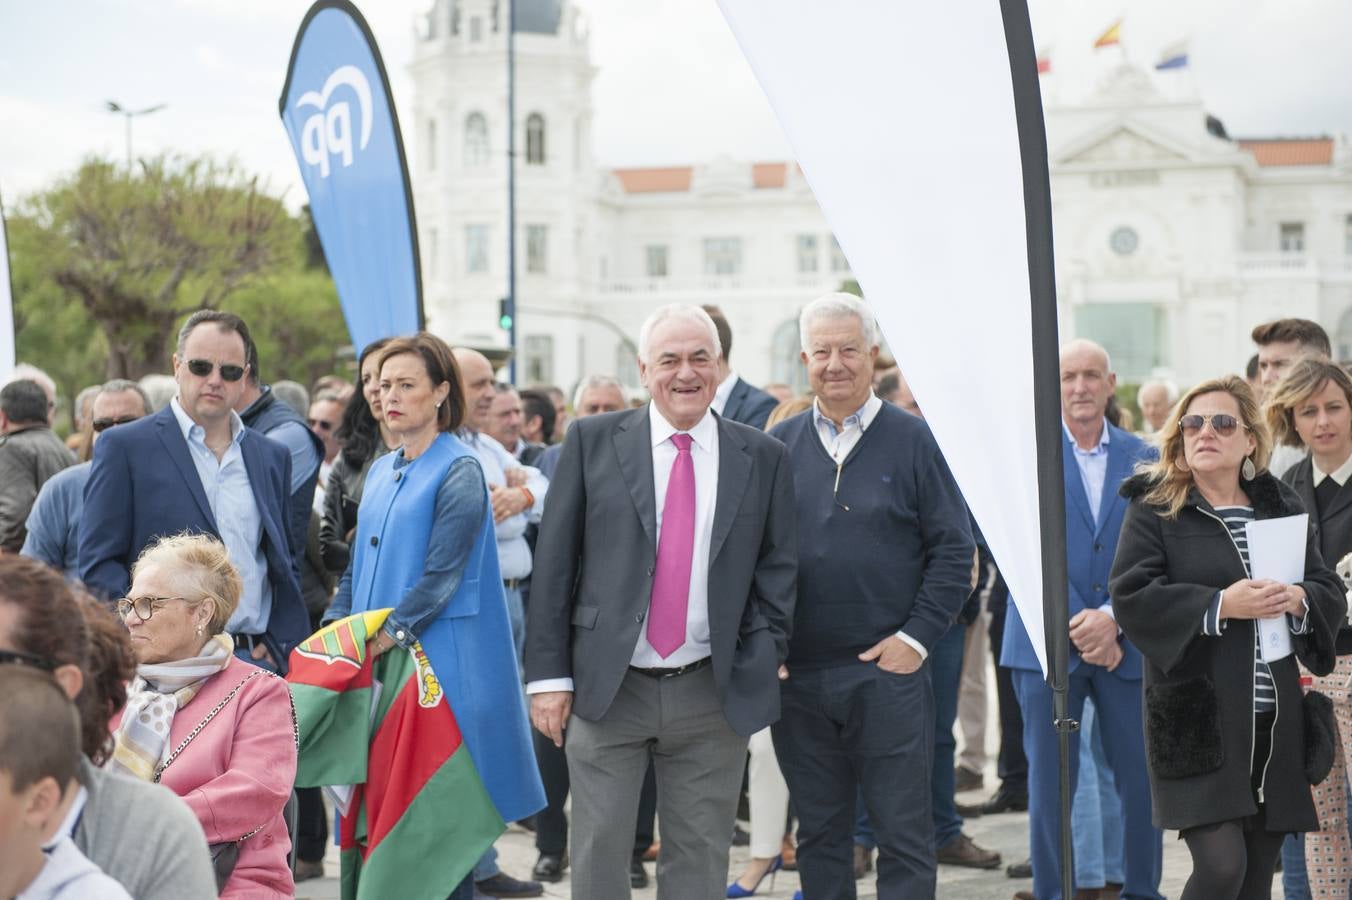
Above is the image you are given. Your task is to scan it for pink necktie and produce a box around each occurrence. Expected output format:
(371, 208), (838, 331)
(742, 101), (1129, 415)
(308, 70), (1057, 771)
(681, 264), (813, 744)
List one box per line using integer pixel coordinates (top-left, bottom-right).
(648, 433), (695, 658)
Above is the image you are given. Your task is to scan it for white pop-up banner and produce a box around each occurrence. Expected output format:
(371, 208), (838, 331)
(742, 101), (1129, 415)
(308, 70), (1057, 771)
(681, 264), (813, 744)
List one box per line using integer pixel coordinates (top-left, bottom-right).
(720, 0), (1055, 674)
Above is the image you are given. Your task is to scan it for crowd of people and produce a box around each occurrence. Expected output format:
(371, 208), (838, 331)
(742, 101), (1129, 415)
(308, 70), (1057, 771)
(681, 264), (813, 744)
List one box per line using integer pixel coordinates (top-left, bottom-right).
(1, 299), (1351, 900)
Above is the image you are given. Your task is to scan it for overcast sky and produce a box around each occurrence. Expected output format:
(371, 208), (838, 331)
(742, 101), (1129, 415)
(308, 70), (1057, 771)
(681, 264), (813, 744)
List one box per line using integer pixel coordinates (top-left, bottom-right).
(2, 0), (1349, 208)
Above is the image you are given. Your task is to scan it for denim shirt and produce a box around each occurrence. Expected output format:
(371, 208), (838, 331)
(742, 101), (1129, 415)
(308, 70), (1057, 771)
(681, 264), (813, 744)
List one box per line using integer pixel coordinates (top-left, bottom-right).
(326, 454), (487, 639)
(21, 462), (90, 579)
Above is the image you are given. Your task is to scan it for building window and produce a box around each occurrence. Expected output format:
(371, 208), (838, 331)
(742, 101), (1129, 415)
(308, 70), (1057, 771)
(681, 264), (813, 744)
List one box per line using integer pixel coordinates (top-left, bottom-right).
(524, 335), (554, 384)
(1074, 302), (1166, 381)
(426, 227), (439, 279)
(646, 245), (669, 278)
(796, 235), (818, 273)
(1280, 222), (1305, 253)
(525, 113), (546, 166)
(425, 119), (437, 172)
(1345, 215), (1352, 256)
(465, 224), (489, 274)
(464, 113), (489, 168)
(526, 225), (548, 274)
(703, 238), (742, 276)
(469, 16), (482, 42)
(830, 235), (850, 272)
(772, 318), (809, 393)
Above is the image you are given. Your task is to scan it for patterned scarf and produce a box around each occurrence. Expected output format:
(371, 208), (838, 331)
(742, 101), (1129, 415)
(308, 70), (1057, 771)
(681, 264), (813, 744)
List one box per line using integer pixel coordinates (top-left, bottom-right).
(107, 634), (234, 781)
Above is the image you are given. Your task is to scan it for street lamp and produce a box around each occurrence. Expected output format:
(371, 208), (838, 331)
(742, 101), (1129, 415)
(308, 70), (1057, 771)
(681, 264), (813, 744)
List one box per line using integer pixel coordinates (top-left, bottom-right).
(105, 100), (166, 169)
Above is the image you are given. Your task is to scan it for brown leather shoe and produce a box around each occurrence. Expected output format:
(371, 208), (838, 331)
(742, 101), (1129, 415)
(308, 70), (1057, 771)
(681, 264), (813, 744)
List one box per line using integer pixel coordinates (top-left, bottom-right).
(1013, 892), (1036, 900)
(641, 841), (659, 862)
(853, 844), (873, 879)
(1072, 890), (1102, 900)
(937, 833), (1001, 869)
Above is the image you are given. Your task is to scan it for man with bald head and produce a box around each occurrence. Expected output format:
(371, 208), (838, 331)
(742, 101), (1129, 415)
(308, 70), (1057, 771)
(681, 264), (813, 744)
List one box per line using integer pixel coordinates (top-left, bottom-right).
(451, 346), (549, 899)
(1001, 339), (1161, 900)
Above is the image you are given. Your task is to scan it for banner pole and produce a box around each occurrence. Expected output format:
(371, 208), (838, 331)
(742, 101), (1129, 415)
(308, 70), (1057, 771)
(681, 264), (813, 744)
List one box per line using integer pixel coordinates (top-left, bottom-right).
(0, 188), (14, 380)
(998, 1), (1076, 897)
(506, 0), (518, 385)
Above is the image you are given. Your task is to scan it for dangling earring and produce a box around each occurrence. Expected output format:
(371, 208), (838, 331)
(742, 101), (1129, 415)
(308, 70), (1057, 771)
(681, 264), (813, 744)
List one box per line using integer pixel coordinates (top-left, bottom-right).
(1242, 456), (1257, 481)
(196, 625), (204, 636)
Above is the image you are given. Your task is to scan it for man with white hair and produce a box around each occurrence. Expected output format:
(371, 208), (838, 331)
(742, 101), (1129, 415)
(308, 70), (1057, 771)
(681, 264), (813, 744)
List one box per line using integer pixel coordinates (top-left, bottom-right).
(770, 292), (976, 899)
(535, 375), (627, 480)
(526, 303), (797, 898)
(1135, 379), (1178, 435)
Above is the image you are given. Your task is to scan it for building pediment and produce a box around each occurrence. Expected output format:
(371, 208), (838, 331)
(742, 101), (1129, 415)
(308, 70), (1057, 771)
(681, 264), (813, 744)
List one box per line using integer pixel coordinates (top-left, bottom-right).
(1056, 124), (1194, 168)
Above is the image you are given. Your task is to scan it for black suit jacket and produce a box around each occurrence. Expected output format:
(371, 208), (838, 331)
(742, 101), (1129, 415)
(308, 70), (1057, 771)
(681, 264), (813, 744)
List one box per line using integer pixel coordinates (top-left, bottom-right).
(525, 406), (797, 736)
(721, 377), (779, 431)
(1285, 455), (1352, 653)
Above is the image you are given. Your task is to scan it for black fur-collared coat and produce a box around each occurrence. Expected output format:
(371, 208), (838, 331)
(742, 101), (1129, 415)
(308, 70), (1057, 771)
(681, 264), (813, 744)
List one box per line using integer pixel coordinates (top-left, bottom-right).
(1110, 471), (1345, 831)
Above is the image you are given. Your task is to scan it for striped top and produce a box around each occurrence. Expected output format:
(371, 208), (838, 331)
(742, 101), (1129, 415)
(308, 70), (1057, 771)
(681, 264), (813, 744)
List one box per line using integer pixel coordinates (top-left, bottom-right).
(1213, 506), (1276, 712)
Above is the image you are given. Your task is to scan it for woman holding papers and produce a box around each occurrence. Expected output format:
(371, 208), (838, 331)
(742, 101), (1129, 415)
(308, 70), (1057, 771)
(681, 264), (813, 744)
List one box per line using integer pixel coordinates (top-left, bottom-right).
(1269, 358), (1352, 895)
(1112, 374), (1343, 900)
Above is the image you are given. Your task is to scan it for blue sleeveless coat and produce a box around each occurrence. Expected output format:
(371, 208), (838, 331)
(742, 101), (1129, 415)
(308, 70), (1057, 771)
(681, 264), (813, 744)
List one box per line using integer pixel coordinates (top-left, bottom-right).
(350, 432), (544, 822)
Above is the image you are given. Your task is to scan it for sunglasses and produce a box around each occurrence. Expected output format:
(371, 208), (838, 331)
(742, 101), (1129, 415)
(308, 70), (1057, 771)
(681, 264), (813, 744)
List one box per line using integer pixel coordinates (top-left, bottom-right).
(186, 359), (246, 382)
(307, 418), (335, 432)
(116, 596), (187, 621)
(0, 649), (59, 671)
(92, 415), (139, 433)
(1179, 413), (1244, 437)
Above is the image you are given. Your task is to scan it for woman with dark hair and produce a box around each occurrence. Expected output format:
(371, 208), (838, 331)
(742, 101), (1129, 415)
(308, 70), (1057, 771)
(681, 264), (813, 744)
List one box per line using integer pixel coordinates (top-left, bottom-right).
(319, 337), (399, 574)
(0, 556), (215, 899)
(323, 332), (545, 899)
(1111, 374), (1344, 900)
(1267, 357), (1352, 894)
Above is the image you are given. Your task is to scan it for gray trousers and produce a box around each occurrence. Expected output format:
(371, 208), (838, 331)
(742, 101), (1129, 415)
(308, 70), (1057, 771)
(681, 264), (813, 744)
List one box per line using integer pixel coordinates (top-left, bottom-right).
(566, 664), (747, 900)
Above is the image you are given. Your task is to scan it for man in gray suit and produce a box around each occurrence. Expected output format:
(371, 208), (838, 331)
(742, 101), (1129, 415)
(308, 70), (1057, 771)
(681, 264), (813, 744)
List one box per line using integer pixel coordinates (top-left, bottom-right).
(526, 303), (797, 899)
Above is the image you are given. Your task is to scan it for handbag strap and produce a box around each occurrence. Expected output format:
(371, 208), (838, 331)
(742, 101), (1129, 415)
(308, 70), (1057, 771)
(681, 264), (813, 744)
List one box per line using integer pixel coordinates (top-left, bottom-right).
(154, 668), (274, 841)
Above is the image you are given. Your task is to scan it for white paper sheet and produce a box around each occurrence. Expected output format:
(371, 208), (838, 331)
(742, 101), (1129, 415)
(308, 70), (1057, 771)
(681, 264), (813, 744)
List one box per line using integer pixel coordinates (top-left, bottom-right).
(1245, 514), (1308, 663)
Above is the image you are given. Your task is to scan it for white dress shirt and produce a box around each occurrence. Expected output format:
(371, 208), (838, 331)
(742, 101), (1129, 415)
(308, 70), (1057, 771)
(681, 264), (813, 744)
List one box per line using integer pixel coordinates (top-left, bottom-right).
(526, 404), (719, 696)
(629, 404), (720, 668)
(813, 392), (931, 660)
(461, 430), (547, 580)
(710, 371), (740, 416)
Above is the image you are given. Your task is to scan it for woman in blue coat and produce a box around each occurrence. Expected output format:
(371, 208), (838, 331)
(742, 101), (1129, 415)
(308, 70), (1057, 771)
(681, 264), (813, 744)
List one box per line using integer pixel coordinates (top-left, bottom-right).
(325, 332), (544, 900)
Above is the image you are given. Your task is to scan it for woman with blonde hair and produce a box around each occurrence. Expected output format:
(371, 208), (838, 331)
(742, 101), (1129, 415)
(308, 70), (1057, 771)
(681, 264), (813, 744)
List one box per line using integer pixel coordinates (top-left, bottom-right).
(1111, 374), (1343, 900)
(110, 533), (297, 898)
(1267, 357), (1352, 895)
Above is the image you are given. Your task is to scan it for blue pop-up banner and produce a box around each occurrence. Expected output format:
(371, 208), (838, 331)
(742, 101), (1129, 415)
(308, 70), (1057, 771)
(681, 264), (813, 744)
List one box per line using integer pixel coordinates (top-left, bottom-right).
(279, 0), (423, 355)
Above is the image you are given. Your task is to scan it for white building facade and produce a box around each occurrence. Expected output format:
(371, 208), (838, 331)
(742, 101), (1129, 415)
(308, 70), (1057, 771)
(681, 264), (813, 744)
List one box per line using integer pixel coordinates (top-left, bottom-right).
(410, 0), (1352, 393)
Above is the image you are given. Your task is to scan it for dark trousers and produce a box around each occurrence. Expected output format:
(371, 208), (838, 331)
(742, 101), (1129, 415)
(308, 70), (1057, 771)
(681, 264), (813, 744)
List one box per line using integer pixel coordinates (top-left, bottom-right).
(988, 599), (1028, 794)
(295, 788), (329, 862)
(774, 661), (936, 900)
(930, 624), (966, 850)
(534, 728), (658, 857)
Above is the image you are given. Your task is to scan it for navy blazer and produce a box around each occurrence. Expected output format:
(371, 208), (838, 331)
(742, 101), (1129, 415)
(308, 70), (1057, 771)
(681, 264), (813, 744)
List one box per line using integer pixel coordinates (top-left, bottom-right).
(78, 405), (308, 664)
(721, 377), (779, 432)
(1001, 422), (1154, 680)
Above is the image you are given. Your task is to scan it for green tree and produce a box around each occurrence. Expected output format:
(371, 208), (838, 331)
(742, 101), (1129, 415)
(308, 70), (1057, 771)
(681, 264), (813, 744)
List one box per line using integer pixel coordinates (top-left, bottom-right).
(230, 267), (349, 393)
(12, 155), (298, 379)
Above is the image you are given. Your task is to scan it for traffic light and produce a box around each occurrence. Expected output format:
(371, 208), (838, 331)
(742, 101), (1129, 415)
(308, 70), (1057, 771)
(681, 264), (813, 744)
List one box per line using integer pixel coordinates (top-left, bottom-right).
(498, 297), (513, 331)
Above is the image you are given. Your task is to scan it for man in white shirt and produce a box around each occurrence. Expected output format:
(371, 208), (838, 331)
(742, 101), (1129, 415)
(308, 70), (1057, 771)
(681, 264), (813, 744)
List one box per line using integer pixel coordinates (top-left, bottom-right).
(526, 304), (796, 899)
(1253, 318), (1334, 477)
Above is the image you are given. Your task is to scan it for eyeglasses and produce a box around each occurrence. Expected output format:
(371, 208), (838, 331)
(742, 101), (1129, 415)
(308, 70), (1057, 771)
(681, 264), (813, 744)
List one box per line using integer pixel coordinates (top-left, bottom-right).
(0, 649), (59, 671)
(832, 462), (851, 512)
(307, 418), (335, 432)
(92, 415), (139, 433)
(116, 596), (186, 621)
(186, 359), (246, 382)
(1179, 413), (1244, 437)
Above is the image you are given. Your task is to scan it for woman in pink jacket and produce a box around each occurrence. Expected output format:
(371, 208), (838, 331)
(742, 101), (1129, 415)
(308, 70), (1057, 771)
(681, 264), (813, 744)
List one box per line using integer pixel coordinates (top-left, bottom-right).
(108, 533), (297, 897)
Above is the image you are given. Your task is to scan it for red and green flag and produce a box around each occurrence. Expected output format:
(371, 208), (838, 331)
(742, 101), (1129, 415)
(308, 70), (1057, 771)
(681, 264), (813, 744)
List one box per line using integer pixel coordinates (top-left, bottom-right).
(287, 610), (504, 899)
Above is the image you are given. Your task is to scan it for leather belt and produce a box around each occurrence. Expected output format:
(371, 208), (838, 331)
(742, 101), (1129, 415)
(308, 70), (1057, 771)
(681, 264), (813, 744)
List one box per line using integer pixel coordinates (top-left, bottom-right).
(629, 656), (712, 679)
(233, 633), (263, 650)
(503, 578), (521, 590)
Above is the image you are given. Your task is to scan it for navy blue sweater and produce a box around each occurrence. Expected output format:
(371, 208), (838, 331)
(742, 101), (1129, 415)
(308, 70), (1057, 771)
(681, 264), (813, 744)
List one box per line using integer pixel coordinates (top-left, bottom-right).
(771, 404), (975, 670)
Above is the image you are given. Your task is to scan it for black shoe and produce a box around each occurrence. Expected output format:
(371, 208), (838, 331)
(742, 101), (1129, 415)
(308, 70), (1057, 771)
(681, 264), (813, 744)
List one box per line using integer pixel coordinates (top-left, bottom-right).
(1006, 858), (1033, 879)
(732, 824), (751, 846)
(980, 788), (1029, 815)
(630, 857), (649, 889)
(531, 852), (567, 883)
(475, 873), (544, 897)
(955, 799), (984, 819)
(954, 766), (984, 793)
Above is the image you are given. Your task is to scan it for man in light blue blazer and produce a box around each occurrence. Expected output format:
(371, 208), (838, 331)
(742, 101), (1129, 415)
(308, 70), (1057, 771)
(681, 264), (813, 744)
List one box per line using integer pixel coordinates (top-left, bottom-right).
(1001, 339), (1162, 900)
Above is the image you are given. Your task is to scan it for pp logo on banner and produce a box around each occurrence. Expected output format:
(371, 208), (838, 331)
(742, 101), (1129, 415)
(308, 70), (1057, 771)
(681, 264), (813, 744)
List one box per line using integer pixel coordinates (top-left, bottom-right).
(296, 65), (373, 178)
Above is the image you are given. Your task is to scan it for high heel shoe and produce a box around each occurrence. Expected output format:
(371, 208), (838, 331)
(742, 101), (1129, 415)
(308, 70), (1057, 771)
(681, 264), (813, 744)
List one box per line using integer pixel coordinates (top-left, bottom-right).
(726, 855), (783, 897)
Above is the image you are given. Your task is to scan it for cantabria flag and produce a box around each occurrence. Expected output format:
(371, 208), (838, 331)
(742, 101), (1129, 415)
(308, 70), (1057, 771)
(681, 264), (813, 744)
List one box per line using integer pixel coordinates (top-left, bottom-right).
(288, 610), (503, 900)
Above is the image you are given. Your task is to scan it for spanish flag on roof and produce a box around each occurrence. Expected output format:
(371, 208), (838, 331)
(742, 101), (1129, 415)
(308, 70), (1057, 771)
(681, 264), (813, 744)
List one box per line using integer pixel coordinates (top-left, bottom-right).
(1094, 19), (1122, 49)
